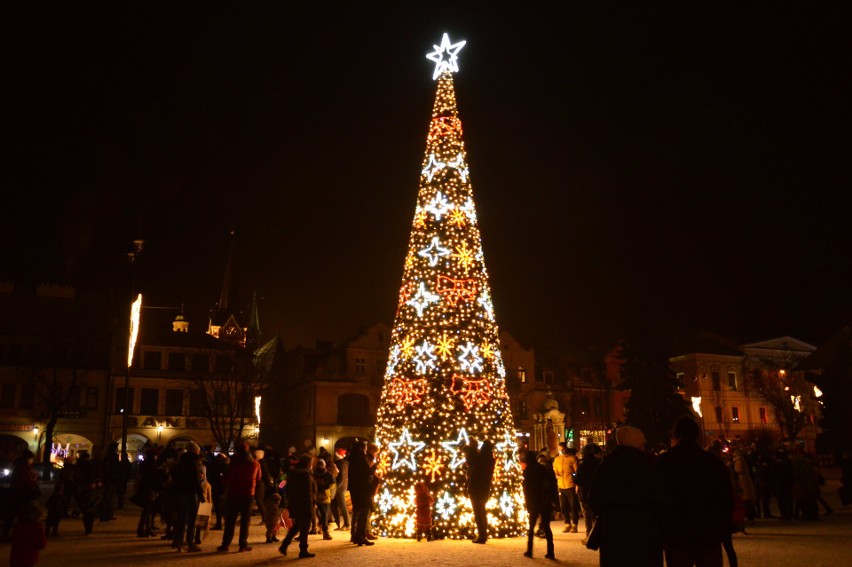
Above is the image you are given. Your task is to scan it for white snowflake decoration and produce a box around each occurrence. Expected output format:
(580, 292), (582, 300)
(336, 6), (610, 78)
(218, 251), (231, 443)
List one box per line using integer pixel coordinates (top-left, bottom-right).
(418, 236), (451, 266)
(435, 491), (458, 520)
(458, 342), (483, 374)
(386, 344), (401, 376)
(499, 491), (515, 516)
(413, 340), (437, 374)
(378, 488), (394, 513)
(425, 191), (454, 221)
(425, 33), (466, 81)
(406, 282), (440, 317)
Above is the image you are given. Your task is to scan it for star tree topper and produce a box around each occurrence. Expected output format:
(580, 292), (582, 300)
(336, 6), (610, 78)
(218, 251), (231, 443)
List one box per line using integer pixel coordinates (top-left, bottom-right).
(426, 33), (466, 80)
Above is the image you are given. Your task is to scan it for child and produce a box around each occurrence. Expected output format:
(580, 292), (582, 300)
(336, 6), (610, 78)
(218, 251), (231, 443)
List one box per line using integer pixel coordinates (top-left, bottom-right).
(44, 482), (67, 537)
(10, 501), (47, 567)
(264, 493), (282, 543)
(414, 482), (434, 542)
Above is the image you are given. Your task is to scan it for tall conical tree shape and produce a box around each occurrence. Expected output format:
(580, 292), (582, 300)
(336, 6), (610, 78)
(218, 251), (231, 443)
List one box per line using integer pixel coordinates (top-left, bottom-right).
(374, 35), (526, 540)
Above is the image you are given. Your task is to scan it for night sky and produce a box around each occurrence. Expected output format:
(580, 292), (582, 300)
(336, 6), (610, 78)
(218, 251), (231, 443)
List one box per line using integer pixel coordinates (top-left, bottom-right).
(4, 4), (850, 350)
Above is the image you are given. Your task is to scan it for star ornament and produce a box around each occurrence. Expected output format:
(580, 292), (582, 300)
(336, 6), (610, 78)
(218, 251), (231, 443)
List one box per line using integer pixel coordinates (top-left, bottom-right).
(389, 428), (426, 471)
(426, 33), (466, 80)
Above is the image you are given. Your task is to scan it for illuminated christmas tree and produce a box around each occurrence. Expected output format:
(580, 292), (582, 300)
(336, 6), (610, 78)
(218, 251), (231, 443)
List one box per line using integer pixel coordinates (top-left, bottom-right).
(373, 34), (526, 540)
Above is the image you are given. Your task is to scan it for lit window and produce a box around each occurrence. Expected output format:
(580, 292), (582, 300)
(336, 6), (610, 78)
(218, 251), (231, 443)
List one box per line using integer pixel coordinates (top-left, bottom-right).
(732, 407), (740, 424)
(518, 366), (526, 383)
(728, 371), (738, 392)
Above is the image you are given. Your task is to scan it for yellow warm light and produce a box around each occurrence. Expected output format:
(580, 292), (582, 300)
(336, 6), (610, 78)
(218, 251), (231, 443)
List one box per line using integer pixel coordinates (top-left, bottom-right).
(127, 293), (142, 368)
(373, 41), (525, 540)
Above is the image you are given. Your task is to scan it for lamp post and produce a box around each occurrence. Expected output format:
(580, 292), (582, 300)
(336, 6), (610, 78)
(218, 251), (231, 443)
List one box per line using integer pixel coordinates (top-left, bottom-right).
(119, 238), (144, 463)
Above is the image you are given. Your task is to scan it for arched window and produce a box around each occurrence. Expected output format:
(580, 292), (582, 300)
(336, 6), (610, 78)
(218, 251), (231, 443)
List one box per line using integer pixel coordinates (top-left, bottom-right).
(337, 393), (372, 426)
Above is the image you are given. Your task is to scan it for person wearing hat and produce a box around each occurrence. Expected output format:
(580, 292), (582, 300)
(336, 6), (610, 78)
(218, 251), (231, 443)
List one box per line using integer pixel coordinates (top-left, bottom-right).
(588, 426), (666, 567)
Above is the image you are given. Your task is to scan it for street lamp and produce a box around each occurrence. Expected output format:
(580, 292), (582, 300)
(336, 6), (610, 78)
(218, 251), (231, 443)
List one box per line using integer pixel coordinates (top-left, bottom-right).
(157, 423), (164, 444)
(119, 238), (144, 464)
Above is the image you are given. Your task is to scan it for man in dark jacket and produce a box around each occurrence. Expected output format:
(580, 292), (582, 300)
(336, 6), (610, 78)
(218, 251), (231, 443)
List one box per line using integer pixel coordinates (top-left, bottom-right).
(588, 426), (666, 567)
(279, 455), (317, 558)
(467, 440), (496, 544)
(522, 451), (557, 559)
(656, 417), (734, 567)
(172, 442), (204, 552)
(347, 441), (375, 546)
(575, 442), (602, 544)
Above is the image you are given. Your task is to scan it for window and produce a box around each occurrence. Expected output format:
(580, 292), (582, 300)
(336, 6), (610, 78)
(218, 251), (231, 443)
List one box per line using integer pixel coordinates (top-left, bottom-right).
(215, 355), (232, 374)
(84, 387), (99, 410)
(140, 388), (159, 415)
(143, 351), (161, 371)
(580, 397), (590, 416)
(542, 371), (554, 386)
(676, 372), (685, 385)
(731, 407), (740, 424)
(759, 407), (767, 424)
(189, 389), (206, 416)
(165, 389), (183, 416)
(518, 367), (526, 383)
(168, 352), (186, 371)
(714, 406), (723, 423)
(519, 400), (528, 419)
(711, 372), (721, 391)
(728, 371), (738, 392)
(0, 383), (15, 408)
(354, 357), (366, 376)
(191, 354), (209, 373)
(593, 398), (602, 416)
(337, 393), (371, 426)
(19, 383), (34, 409)
(115, 388), (134, 414)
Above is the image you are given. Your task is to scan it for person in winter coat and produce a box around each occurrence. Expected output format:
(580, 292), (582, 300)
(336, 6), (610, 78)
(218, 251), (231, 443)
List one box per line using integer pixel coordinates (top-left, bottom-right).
(134, 448), (163, 538)
(574, 442), (602, 544)
(656, 417), (734, 567)
(772, 449), (795, 521)
(588, 426), (666, 567)
(331, 447), (350, 530)
(10, 501), (47, 567)
(172, 442), (204, 552)
(217, 443), (260, 553)
(414, 482), (434, 542)
(467, 440), (496, 544)
(552, 442), (579, 533)
(732, 448), (756, 523)
(278, 455), (317, 558)
(99, 442), (120, 522)
(313, 459), (335, 540)
(522, 451), (557, 559)
(347, 441), (375, 546)
(209, 452), (229, 530)
(74, 452), (100, 536)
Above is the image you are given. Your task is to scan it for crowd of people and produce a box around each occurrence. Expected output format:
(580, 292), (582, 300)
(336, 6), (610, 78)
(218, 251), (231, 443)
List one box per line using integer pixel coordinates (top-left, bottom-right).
(1, 425), (844, 566)
(519, 418), (841, 566)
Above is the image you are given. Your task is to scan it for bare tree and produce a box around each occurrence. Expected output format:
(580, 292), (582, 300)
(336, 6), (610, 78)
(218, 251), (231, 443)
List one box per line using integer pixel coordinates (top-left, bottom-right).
(748, 364), (808, 442)
(24, 340), (91, 479)
(186, 345), (270, 452)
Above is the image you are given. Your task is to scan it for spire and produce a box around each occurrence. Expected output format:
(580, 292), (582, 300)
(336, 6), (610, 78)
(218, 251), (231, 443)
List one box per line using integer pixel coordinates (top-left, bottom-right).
(218, 227), (236, 311)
